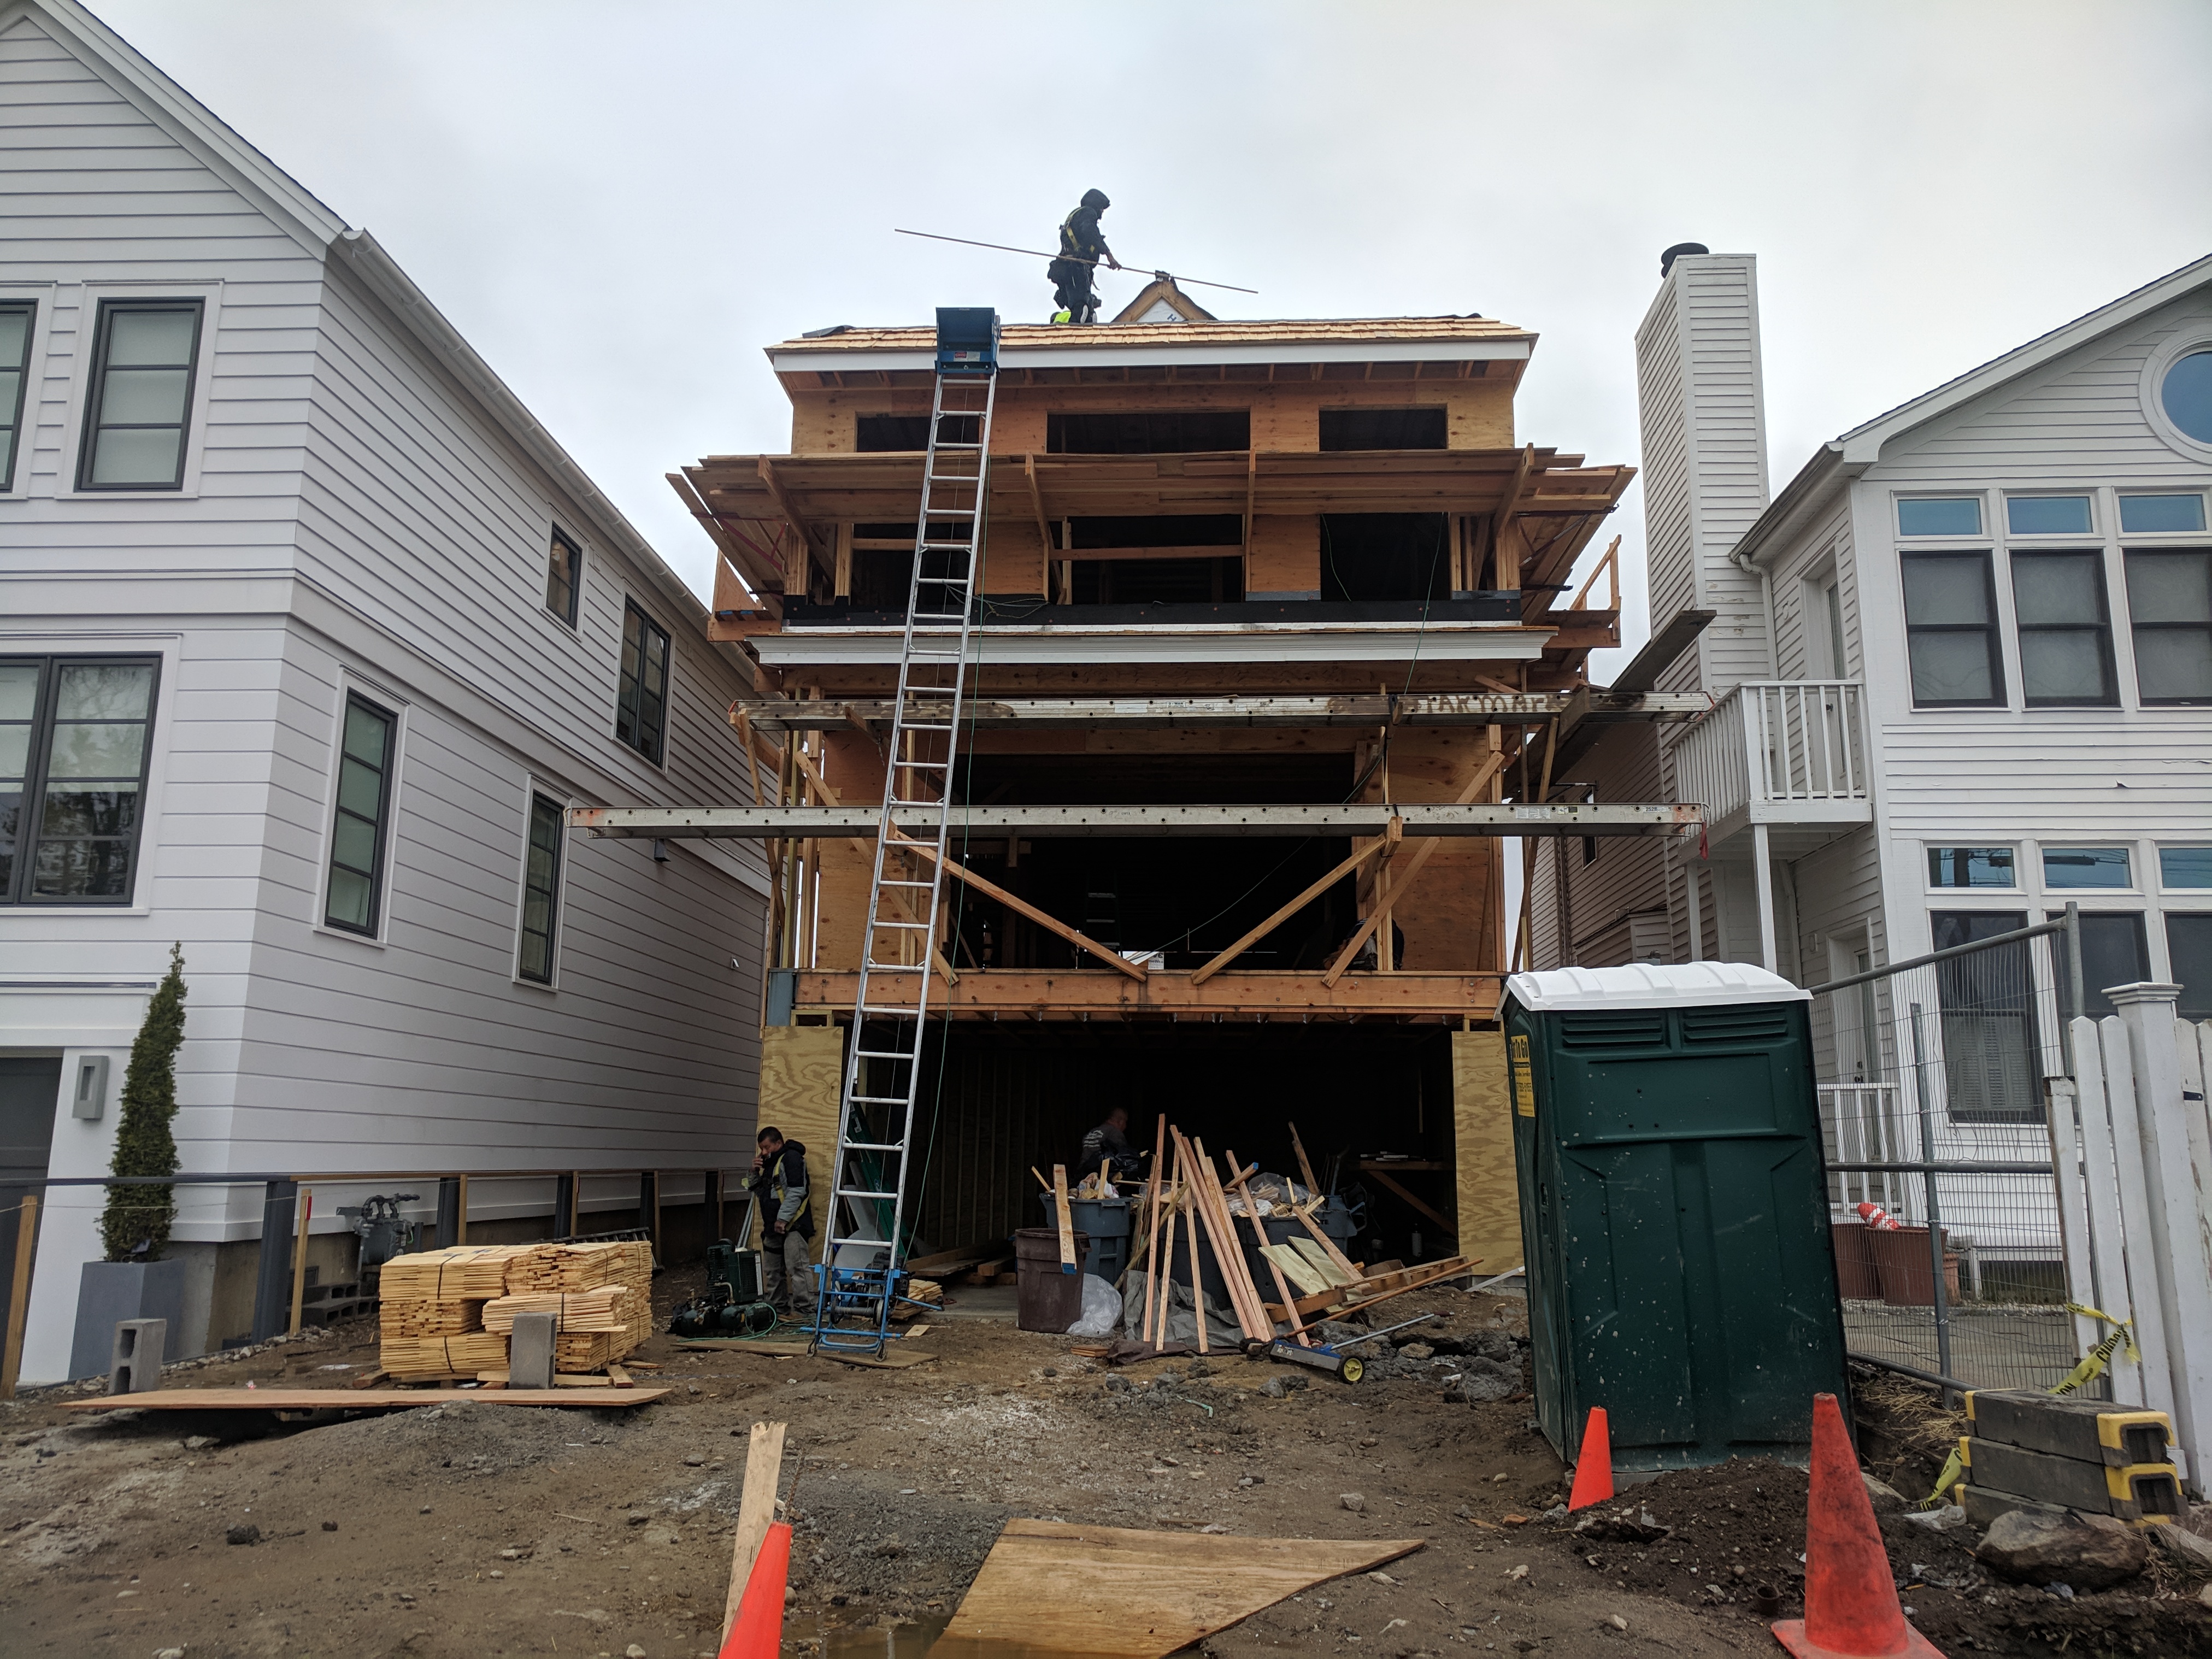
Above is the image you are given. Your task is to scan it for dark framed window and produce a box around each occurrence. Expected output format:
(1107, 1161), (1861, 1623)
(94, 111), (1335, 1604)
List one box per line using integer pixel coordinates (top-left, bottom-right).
(615, 601), (670, 763)
(0, 299), (33, 491)
(76, 298), (203, 491)
(517, 792), (563, 984)
(2048, 909), (2149, 1020)
(2123, 549), (2212, 705)
(2010, 550), (2116, 705)
(2169, 914), (2212, 1022)
(0, 655), (160, 905)
(545, 528), (581, 626)
(325, 693), (397, 936)
(1902, 551), (2003, 706)
(1929, 910), (2039, 1122)
(1927, 846), (2015, 888)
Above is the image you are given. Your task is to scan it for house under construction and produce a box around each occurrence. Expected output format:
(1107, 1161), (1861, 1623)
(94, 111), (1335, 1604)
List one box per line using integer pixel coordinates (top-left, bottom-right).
(582, 279), (1709, 1292)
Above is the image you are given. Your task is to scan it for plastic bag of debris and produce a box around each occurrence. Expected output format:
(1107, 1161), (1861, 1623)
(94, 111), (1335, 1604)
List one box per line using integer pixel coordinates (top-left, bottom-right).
(1117, 1271), (1245, 1348)
(1067, 1273), (1122, 1338)
(1225, 1173), (1310, 1218)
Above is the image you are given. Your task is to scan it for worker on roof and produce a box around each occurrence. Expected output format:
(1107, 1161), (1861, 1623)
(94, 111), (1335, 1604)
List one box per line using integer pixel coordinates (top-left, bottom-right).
(747, 1125), (815, 1313)
(1048, 189), (1120, 325)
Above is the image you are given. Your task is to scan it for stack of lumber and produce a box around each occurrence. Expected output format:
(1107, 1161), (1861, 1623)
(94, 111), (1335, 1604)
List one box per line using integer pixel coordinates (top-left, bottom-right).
(380, 1244), (538, 1299)
(507, 1239), (653, 1294)
(481, 1286), (631, 1334)
(556, 1281), (649, 1373)
(379, 1246), (540, 1379)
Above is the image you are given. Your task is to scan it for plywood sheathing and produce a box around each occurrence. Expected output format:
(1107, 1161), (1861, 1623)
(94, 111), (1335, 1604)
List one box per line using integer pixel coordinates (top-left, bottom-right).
(756, 1025), (844, 1216)
(1451, 1028), (1523, 1275)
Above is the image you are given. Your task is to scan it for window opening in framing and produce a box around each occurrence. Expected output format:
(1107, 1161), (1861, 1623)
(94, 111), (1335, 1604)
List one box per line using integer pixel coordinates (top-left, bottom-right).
(1319, 407), (1446, 451)
(1321, 514), (1451, 603)
(1048, 410), (1249, 454)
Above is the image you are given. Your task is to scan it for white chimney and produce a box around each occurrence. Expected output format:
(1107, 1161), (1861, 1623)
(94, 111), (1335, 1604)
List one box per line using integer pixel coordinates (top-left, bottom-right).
(1633, 246), (1773, 693)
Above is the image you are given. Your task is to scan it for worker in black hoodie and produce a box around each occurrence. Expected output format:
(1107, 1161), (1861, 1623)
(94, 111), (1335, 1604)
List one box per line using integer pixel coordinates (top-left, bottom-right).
(1048, 189), (1120, 323)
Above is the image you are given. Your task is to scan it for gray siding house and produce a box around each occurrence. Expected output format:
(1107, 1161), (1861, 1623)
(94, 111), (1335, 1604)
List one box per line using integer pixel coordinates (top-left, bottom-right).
(0, 0), (768, 1382)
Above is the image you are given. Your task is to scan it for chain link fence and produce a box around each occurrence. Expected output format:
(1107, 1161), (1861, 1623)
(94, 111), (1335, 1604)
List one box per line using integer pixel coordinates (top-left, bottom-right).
(1813, 911), (2085, 1393)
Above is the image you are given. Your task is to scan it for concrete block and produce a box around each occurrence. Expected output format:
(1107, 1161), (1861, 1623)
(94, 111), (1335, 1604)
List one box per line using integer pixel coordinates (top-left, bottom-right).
(108, 1317), (166, 1395)
(509, 1310), (556, 1390)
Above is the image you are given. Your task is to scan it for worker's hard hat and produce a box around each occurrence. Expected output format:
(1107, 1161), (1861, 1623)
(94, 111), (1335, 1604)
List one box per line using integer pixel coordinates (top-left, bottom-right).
(1081, 189), (1110, 210)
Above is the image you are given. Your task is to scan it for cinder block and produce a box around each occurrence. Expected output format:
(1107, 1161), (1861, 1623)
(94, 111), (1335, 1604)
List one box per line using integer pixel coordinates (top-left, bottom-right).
(509, 1310), (556, 1390)
(1961, 1436), (2184, 1522)
(108, 1317), (167, 1396)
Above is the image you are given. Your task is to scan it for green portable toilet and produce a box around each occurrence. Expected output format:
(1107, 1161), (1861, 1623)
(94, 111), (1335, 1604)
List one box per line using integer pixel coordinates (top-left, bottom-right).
(1502, 963), (1849, 1472)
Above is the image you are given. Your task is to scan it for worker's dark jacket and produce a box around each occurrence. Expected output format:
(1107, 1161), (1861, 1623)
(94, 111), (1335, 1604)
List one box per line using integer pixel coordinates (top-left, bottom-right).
(1078, 1120), (1143, 1181)
(747, 1142), (814, 1238)
(1049, 205), (1110, 299)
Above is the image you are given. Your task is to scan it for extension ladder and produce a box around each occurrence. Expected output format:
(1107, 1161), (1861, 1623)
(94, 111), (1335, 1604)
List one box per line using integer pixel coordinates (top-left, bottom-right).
(809, 321), (998, 1356)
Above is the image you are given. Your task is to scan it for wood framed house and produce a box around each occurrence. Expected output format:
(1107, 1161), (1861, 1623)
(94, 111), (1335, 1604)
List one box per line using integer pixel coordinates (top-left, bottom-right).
(613, 291), (1712, 1275)
(0, 0), (767, 1381)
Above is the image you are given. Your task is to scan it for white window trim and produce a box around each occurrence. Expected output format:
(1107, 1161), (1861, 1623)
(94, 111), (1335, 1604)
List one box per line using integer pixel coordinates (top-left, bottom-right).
(1892, 489), (1992, 540)
(0, 629), (180, 915)
(2139, 330), (2212, 464)
(50, 279), (225, 503)
(0, 282), (60, 501)
(511, 776), (572, 991)
(310, 670), (409, 948)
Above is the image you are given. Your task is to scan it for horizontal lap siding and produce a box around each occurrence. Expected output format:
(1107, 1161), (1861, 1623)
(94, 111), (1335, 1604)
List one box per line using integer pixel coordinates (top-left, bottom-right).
(1549, 728), (1670, 968)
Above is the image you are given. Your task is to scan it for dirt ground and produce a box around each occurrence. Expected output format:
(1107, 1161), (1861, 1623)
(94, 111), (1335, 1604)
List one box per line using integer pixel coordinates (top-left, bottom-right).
(3, 1263), (2208, 1659)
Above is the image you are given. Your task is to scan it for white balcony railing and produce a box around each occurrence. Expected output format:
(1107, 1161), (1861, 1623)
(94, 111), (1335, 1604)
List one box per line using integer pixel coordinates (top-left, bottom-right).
(1671, 680), (1870, 839)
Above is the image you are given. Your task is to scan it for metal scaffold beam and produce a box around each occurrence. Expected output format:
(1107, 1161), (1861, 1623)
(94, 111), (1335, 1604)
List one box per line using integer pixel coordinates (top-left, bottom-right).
(570, 802), (1702, 839)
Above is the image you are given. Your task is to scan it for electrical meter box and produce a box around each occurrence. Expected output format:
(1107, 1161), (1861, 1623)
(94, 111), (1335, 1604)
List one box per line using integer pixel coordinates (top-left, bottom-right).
(1503, 963), (1849, 1472)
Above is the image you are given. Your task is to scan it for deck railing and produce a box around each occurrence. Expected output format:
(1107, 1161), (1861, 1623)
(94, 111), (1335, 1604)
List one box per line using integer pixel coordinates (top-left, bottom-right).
(1671, 680), (1868, 831)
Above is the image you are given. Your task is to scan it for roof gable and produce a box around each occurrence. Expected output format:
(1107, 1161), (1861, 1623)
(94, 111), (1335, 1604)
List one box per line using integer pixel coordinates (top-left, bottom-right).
(1110, 277), (1217, 325)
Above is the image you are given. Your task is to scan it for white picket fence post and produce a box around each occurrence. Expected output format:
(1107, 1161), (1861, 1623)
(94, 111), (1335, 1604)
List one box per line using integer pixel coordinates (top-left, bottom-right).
(2105, 985), (2212, 1497)
(2069, 1016), (2156, 1411)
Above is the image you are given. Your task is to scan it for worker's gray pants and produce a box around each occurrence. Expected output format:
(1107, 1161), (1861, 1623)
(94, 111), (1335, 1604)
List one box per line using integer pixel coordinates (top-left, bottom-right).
(763, 1227), (815, 1310)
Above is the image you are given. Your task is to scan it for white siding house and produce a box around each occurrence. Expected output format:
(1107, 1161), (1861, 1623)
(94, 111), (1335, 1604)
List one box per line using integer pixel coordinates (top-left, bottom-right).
(1541, 248), (2212, 1018)
(0, 0), (768, 1382)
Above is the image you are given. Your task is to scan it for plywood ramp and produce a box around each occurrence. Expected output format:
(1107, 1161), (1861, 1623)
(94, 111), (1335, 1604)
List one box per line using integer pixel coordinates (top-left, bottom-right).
(939, 1519), (1422, 1657)
(1452, 1029), (1523, 1275)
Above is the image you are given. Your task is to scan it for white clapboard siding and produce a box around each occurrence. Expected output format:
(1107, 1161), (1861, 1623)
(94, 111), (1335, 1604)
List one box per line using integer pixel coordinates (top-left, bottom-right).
(1633, 253), (1775, 695)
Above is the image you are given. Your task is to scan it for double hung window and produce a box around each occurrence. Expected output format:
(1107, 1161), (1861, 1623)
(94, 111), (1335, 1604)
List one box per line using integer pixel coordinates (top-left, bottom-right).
(0, 299), (33, 491)
(2010, 551), (2116, 705)
(546, 530), (581, 627)
(517, 793), (563, 984)
(2123, 550), (2212, 705)
(77, 299), (203, 490)
(0, 656), (160, 904)
(1901, 552), (2003, 706)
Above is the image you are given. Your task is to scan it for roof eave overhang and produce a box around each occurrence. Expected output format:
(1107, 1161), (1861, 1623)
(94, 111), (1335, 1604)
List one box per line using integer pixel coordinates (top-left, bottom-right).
(1736, 444), (1859, 567)
(768, 337), (1535, 377)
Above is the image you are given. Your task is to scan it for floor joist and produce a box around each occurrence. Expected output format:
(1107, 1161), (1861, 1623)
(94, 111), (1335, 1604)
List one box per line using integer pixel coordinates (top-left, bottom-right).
(571, 802), (1702, 840)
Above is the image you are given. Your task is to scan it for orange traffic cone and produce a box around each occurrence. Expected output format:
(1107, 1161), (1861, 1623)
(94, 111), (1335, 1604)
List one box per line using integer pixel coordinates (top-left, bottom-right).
(1567, 1406), (1614, 1510)
(719, 1520), (792, 1659)
(1773, 1393), (1943, 1658)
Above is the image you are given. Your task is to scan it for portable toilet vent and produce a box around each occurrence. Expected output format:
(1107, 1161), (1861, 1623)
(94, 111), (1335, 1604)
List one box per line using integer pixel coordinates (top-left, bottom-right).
(1503, 963), (1850, 1472)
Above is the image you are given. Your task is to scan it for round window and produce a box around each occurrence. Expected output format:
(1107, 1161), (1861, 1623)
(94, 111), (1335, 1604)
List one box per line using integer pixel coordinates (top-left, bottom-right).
(2164, 349), (2212, 444)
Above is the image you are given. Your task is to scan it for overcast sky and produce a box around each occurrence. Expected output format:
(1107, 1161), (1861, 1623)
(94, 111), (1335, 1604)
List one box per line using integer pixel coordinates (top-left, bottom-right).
(97, 0), (2212, 674)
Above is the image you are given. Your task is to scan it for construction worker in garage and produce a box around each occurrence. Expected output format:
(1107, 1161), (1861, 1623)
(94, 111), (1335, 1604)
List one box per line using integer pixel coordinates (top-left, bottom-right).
(747, 1125), (815, 1312)
(1078, 1104), (1146, 1186)
(1048, 189), (1120, 323)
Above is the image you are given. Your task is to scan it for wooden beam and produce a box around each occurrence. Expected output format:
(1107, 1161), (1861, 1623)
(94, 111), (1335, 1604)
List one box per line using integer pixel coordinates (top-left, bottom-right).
(833, 521), (854, 599)
(1189, 829), (1396, 985)
(1566, 534), (1621, 612)
(669, 470), (784, 609)
(1489, 444), (1537, 593)
(1362, 1165), (1457, 1246)
(1025, 454), (1053, 559)
(890, 832), (1146, 982)
(756, 457), (817, 572)
(720, 1420), (789, 1645)
(788, 748), (958, 988)
(793, 967), (1504, 1021)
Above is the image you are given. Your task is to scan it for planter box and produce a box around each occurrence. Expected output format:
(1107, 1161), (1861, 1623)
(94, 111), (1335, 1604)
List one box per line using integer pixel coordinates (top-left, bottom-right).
(70, 1259), (186, 1381)
(1868, 1225), (1962, 1309)
(1831, 1222), (1882, 1300)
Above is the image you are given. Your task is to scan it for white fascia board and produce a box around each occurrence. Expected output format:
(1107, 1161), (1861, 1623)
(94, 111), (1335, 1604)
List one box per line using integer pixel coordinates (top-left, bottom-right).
(1734, 445), (1858, 567)
(21, 0), (349, 258)
(1834, 252), (2212, 466)
(755, 623), (1550, 667)
(770, 337), (1534, 377)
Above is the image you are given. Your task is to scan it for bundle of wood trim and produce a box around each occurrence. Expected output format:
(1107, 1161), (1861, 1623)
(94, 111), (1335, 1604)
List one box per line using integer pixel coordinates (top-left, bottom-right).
(379, 1245), (538, 1300)
(383, 1332), (508, 1378)
(380, 1298), (483, 1338)
(507, 1240), (653, 1295)
(481, 1287), (628, 1334)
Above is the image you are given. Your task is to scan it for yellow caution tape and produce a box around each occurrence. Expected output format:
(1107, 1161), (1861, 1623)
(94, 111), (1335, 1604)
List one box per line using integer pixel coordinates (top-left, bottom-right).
(1916, 1446), (1964, 1511)
(2050, 1303), (2139, 1396)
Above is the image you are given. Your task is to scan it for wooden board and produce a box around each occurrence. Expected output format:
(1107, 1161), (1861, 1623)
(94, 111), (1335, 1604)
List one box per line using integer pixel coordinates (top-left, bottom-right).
(674, 1339), (936, 1369)
(722, 1421), (787, 1645)
(65, 1386), (666, 1412)
(942, 1519), (1424, 1656)
(757, 1024), (845, 1254)
(1451, 1029), (1524, 1275)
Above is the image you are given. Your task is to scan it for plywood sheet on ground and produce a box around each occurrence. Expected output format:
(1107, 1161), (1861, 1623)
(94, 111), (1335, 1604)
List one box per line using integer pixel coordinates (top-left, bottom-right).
(941, 1519), (1422, 1656)
(64, 1387), (667, 1411)
(1451, 1029), (1522, 1275)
